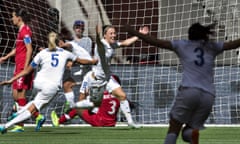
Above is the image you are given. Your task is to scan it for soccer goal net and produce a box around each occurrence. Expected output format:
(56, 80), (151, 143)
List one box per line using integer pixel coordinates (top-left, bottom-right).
(0, 0), (240, 125)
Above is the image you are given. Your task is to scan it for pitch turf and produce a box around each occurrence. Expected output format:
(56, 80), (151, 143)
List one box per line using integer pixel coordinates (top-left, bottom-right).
(0, 126), (240, 144)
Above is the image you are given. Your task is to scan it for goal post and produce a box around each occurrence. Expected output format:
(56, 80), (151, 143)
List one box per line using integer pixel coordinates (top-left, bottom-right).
(0, 0), (240, 125)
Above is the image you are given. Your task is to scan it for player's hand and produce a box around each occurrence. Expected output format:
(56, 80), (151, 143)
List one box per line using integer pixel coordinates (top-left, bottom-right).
(0, 57), (7, 64)
(139, 26), (149, 35)
(0, 80), (13, 86)
(92, 59), (98, 65)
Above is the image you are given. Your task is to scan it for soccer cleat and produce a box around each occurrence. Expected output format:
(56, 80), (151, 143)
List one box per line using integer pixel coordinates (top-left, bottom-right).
(35, 114), (46, 131)
(7, 112), (17, 121)
(51, 111), (59, 127)
(128, 122), (142, 129)
(0, 126), (7, 134)
(10, 125), (24, 132)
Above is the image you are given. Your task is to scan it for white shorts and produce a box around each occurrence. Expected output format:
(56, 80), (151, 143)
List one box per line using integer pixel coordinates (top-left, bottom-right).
(33, 79), (60, 110)
(79, 71), (120, 94)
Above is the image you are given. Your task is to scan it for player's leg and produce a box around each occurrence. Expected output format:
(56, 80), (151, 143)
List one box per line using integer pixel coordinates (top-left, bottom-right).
(9, 89), (27, 132)
(181, 125), (199, 144)
(0, 101), (37, 134)
(183, 90), (214, 144)
(164, 118), (183, 144)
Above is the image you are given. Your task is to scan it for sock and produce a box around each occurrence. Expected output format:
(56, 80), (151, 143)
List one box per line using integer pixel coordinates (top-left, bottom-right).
(120, 100), (133, 124)
(164, 133), (178, 144)
(59, 114), (68, 124)
(5, 110), (31, 129)
(64, 92), (75, 108)
(68, 109), (77, 118)
(74, 99), (94, 108)
(33, 111), (40, 118)
(17, 98), (27, 107)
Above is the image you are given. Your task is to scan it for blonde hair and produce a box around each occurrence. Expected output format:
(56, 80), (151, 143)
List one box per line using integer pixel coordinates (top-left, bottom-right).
(48, 31), (58, 51)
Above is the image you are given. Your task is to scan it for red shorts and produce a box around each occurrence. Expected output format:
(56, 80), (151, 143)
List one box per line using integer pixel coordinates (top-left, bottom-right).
(81, 110), (116, 127)
(12, 68), (34, 90)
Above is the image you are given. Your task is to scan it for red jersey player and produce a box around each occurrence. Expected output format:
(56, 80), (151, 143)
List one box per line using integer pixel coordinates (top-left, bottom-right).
(51, 90), (120, 127)
(79, 91), (120, 127)
(0, 8), (45, 132)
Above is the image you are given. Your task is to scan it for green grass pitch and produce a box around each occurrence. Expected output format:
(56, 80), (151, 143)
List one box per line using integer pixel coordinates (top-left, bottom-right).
(0, 126), (240, 144)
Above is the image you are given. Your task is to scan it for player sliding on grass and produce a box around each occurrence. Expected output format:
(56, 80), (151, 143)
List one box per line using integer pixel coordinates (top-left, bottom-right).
(0, 32), (98, 134)
(51, 89), (120, 127)
(125, 22), (240, 144)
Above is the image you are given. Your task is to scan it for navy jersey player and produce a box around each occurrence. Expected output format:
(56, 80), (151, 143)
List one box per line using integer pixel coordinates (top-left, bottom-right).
(125, 22), (240, 144)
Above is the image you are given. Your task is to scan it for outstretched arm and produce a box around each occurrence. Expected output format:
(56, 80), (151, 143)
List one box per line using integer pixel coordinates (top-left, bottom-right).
(0, 65), (34, 85)
(75, 57), (98, 65)
(124, 25), (173, 50)
(223, 39), (240, 51)
(120, 25), (149, 46)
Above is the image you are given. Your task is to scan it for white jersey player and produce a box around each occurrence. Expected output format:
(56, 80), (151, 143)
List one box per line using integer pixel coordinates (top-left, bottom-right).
(0, 32), (98, 134)
(125, 22), (240, 144)
(75, 25), (148, 129)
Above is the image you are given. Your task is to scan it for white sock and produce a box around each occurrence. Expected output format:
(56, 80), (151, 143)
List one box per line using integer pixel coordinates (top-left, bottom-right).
(5, 110), (31, 128)
(64, 91), (75, 108)
(74, 99), (94, 108)
(120, 100), (133, 124)
(64, 114), (71, 120)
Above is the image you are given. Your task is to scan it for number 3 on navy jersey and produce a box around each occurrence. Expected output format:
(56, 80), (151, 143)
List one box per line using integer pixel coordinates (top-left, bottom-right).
(51, 53), (59, 67)
(194, 47), (204, 66)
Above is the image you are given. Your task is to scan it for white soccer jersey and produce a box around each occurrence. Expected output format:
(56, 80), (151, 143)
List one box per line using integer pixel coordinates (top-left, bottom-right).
(171, 40), (224, 95)
(92, 39), (120, 79)
(31, 47), (77, 87)
(67, 41), (92, 60)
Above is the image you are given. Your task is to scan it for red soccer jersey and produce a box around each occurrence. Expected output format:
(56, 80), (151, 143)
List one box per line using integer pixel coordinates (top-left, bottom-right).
(15, 24), (32, 69)
(12, 24), (33, 90)
(82, 92), (120, 127)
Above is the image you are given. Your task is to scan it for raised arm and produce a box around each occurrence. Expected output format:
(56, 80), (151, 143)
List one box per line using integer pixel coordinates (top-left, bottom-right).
(223, 39), (240, 51)
(124, 25), (173, 50)
(120, 25), (149, 46)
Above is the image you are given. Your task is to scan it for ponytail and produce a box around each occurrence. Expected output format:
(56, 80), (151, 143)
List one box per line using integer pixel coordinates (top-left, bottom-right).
(48, 32), (58, 51)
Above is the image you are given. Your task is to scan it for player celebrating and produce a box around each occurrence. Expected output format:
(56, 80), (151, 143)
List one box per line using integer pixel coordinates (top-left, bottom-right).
(0, 31), (98, 134)
(73, 25), (149, 128)
(0, 8), (45, 132)
(125, 22), (240, 144)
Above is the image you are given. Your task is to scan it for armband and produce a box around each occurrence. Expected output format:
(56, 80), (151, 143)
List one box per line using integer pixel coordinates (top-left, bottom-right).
(24, 36), (32, 44)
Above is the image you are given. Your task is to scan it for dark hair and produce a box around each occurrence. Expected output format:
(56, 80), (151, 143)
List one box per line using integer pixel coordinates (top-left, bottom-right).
(13, 8), (31, 23)
(102, 25), (114, 36)
(188, 22), (214, 41)
(111, 74), (121, 85)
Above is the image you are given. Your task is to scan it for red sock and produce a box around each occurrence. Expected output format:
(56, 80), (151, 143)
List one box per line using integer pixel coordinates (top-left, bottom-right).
(59, 115), (67, 124)
(33, 111), (39, 118)
(69, 109), (77, 118)
(17, 98), (27, 106)
(59, 109), (77, 124)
